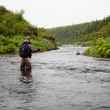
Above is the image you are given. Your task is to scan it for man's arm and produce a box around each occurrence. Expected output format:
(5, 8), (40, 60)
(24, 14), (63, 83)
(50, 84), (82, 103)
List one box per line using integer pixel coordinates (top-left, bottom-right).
(29, 47), (32, 58)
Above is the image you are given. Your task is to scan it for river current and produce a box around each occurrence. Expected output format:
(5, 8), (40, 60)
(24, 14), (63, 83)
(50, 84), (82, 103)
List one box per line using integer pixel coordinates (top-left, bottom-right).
(0, 45), (110, 110)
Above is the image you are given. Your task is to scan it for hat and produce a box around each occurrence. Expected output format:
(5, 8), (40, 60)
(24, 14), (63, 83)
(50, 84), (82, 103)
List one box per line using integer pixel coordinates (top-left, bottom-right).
(23, 39), (30, 43)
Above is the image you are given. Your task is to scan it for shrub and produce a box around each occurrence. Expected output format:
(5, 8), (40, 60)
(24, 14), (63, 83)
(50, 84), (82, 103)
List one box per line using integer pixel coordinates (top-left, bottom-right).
(85, 38), (110, 58)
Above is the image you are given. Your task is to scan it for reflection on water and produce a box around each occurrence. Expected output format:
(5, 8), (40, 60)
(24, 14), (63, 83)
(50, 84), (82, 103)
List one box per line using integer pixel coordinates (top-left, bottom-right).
(0, 45), (110, 110)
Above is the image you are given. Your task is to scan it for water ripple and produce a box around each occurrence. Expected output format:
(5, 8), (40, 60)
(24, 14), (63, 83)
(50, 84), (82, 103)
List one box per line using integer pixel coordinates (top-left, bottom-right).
(0, 45), (110, 110)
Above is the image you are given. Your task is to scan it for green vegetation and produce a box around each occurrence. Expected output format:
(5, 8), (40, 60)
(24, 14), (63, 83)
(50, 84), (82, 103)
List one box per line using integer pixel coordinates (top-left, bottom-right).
(0, 6), (57, 54)
(48, 16), (110, 58)
(31, 28), (57, 51)
(85, 38), (110, 58)
(0, 35), (23, 54)
(48, 16), (110, 45)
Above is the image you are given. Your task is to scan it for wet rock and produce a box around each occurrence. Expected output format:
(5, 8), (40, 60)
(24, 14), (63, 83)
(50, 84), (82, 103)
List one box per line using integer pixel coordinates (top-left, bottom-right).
(76, 52), (80, 55)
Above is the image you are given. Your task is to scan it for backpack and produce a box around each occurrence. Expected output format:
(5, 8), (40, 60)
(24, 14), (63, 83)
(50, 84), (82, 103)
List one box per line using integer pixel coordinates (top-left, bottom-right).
(20, 43), (30, 58)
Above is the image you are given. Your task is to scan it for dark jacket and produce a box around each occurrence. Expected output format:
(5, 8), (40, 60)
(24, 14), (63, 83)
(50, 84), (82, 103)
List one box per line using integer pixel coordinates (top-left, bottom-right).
(19, 42), (32, 58)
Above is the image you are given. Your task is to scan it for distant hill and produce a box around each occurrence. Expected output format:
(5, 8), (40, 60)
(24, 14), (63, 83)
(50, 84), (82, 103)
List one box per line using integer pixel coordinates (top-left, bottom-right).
(48, 16), (110, 45)
(47, 15), (110, 58)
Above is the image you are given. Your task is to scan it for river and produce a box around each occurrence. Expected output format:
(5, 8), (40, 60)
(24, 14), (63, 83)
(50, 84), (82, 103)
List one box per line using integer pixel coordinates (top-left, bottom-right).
(0, 45), (110, 110)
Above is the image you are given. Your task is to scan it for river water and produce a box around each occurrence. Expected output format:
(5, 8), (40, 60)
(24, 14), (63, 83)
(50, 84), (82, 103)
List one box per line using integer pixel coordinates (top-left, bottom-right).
(0, 45), (110, 110)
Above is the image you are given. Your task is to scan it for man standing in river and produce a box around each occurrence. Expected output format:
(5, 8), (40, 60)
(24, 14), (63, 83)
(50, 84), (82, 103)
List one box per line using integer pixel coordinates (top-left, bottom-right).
(19, 36), (32, 80)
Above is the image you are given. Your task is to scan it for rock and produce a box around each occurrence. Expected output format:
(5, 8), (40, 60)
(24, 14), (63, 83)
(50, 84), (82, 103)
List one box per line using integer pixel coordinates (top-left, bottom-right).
(76, 52), (80, 55)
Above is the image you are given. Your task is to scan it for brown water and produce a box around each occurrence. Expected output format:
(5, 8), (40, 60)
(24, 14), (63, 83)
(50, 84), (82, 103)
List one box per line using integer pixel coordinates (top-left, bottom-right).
(0, 45), (110, 110)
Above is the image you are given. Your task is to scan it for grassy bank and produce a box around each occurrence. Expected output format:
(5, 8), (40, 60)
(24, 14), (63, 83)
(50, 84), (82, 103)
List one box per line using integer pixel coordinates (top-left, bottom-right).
(84, 38), (110, 58)
(0, 35), (57, 54)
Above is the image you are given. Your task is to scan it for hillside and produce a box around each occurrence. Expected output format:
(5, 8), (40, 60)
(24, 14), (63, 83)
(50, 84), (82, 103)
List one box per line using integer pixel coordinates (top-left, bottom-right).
(0, 6), (57, 54)
(48, 16), (110, 58)
(48, 16), (110, 45)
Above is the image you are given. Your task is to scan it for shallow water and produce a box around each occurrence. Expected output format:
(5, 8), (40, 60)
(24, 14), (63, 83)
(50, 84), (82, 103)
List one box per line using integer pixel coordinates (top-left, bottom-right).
(0, 45), (110, 110)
